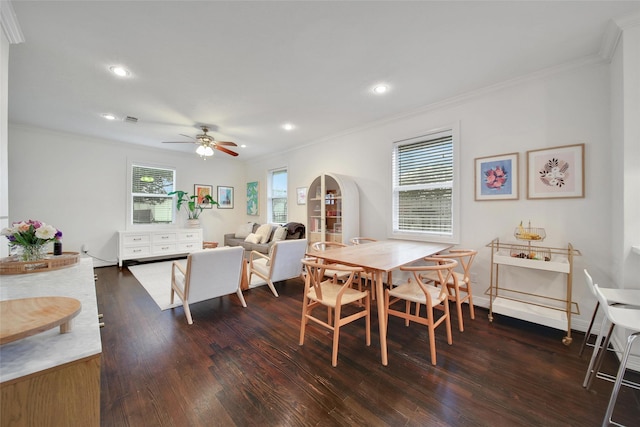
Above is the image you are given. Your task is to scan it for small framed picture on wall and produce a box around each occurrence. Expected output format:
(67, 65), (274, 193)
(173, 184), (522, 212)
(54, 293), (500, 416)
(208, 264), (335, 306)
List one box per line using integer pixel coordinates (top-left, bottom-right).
(217, 186), (234, 209)
(247, 181), (259, 215)
(474, 152), (519, 201)
(296, 187), (307, 205)
(194, 184), (214, 208)
(527, 143), (584, 199)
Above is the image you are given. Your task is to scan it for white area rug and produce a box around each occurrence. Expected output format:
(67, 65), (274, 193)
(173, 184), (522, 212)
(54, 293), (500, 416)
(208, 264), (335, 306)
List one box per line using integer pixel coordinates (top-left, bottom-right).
(128, 259), (266, 311)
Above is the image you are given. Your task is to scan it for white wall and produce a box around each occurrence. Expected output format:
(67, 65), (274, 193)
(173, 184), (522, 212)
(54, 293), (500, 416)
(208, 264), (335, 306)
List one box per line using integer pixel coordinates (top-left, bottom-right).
(620, 23), (640, 289)
(8, 124), (245, 266)
(247, 61), (613, 332)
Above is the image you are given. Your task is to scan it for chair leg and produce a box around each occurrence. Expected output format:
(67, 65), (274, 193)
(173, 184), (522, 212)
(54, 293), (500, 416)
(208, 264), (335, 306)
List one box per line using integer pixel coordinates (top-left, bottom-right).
(466, 285), (475, 320)
(444, 303), (452, 346)
(455, 296), (464, 332)
(589, 323), (616, 391)
(428, 321), (437, 366)
(583, 317), (614, 389)
(579, 301), (599, 357)
(266, 279), (279, 297)
(369, 274), (375, 301)
(183, 301), (193, 325)
(299, 297), (309, 346)
(404, 300), (411, 326)
(236, 289), (247, 308)
(602, 332), (639, 427)
(332, 305), (342, 367)
(365, 293), (371, 346)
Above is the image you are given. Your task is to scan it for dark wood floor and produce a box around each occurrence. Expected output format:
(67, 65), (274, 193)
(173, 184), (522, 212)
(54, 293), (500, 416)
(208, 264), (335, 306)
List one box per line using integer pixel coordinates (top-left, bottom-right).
(95, 264), (639, 427)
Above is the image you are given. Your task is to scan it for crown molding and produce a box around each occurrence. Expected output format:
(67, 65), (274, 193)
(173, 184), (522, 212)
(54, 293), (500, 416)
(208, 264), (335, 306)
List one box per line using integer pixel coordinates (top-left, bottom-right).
(599, 12), (640, 63)
(1, 1), (25, 44)
(615, 12), (640, 30)
(598, 20), (622, 63)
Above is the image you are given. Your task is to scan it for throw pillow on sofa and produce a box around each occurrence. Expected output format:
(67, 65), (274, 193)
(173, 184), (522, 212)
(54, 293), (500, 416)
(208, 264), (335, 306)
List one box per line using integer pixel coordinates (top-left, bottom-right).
(272, 226), (288, 242)
(244, 233), (260, 244)
(255, 224), (273, 244)
(235, 222), (256, 239)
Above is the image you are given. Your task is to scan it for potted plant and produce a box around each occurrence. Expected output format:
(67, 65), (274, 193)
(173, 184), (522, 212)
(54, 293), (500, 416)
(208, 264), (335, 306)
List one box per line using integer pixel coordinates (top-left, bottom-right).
(168, 190), (218, 228)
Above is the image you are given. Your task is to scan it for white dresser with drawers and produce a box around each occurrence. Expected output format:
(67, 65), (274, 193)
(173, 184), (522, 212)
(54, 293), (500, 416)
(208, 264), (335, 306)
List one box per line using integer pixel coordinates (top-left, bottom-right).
(117, 229), (203, 267)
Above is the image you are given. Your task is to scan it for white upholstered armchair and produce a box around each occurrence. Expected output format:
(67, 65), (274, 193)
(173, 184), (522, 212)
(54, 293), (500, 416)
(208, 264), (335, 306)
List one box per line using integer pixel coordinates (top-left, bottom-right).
(249, 239), (308, 297)
(171, 246), (247, 324)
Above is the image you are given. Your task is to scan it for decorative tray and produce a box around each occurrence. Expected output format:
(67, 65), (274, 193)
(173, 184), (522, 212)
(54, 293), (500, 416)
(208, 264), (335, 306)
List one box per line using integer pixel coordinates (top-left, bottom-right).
(0, 296), (81, 344)
(0, 252), (80, 275)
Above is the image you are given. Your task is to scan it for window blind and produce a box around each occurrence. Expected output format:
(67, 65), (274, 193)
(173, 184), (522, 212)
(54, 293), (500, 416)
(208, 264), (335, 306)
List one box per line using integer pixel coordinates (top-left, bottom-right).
(393, 133), (454, 235)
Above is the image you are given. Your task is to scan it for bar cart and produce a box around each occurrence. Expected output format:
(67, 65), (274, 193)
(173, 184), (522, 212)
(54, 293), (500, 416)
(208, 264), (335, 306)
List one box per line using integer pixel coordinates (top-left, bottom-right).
(485, 225), (581, 345)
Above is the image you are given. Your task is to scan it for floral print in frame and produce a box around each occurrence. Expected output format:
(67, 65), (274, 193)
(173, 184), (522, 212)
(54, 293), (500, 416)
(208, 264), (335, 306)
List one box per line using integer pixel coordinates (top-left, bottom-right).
(474, 152), (519, 201)
(527, 144), (584, 199)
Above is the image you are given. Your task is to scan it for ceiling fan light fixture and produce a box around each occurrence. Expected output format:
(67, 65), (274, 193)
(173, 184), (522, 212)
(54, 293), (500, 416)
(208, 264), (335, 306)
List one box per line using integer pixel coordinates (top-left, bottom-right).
(196, 145), (206, 155)
(204, 146), (214, 156)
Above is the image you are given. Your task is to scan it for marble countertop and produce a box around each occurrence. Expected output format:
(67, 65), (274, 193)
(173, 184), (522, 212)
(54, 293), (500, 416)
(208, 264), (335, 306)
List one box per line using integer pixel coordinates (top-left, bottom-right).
(0, 257), (102, 383)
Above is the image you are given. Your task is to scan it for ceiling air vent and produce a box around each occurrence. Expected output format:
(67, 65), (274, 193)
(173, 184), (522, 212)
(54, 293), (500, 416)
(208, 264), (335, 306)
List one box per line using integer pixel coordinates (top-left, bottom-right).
(124, 116), (138, 124)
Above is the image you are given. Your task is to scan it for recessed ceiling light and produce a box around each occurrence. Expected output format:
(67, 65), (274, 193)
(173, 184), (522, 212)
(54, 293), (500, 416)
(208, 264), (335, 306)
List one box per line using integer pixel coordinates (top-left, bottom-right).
(240, 144), (247, 148)
(102, 113), (117, 120)
(282, 123), (295, 131)
(109, 65), (130, 77)
(372, 84), (389, 95)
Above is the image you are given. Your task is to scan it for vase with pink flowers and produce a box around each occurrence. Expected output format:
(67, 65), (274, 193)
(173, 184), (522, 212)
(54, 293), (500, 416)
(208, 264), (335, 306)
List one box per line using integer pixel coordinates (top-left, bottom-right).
(1, 220), (62, 262)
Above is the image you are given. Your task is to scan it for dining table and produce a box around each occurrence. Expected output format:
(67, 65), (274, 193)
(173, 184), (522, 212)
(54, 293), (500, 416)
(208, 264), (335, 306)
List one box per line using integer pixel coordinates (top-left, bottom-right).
(307, 239), (452, 365)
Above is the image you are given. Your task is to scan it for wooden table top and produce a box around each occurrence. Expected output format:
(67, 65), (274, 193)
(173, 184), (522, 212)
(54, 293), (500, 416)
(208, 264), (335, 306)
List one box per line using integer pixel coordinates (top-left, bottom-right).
(307, 239), (452, 272)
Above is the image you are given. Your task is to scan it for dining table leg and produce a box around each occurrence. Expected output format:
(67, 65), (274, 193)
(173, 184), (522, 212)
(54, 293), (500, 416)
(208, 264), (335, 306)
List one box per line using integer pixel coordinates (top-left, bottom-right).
(375, 270), (388, 366)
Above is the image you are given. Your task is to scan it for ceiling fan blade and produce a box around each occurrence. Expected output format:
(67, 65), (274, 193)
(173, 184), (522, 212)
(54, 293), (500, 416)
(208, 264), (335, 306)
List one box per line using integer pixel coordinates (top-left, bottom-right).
(215, 141), (237, 147)
(179, 134), (195, 140)
(214, 145), (239, 157)
(162, 141), (195, 144)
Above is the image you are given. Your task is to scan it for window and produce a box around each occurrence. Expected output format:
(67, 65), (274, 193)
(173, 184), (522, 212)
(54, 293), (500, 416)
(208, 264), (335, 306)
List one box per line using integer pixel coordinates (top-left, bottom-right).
(268, 168), (288, 223)
(131, 164), (176, 224)
(392, 126), (459, 243)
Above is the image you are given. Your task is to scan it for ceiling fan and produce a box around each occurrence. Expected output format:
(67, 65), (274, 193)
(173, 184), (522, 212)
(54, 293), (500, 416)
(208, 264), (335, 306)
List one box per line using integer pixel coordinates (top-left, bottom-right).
(162, 126), (239, 157)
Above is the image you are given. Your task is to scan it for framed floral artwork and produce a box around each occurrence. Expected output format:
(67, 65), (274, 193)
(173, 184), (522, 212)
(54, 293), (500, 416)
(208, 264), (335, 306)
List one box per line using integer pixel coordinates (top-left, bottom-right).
(194, 184), (214, 209)
(474, 152), (519, 201)
(296, 187), (307, 205)
(247, 181), (259, 215)
(527, 143), (584, 199)
(217, 186), (234, 209)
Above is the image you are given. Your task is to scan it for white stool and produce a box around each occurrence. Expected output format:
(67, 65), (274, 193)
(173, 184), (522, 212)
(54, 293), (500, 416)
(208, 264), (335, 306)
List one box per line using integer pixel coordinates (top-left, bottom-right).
(582, 284), (640, 426)
(578, 270), (640, 357)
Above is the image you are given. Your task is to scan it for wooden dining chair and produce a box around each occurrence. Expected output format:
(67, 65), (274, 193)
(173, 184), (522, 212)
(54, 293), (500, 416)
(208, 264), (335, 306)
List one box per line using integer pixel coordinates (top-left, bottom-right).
(385, 257), (457, 365)
(350, 237), (377, 245)
(299, 258), (370, 367)
(310, 241), (351, 282)
(349, 237), (381, 298)
(422, 249), (477, 332)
